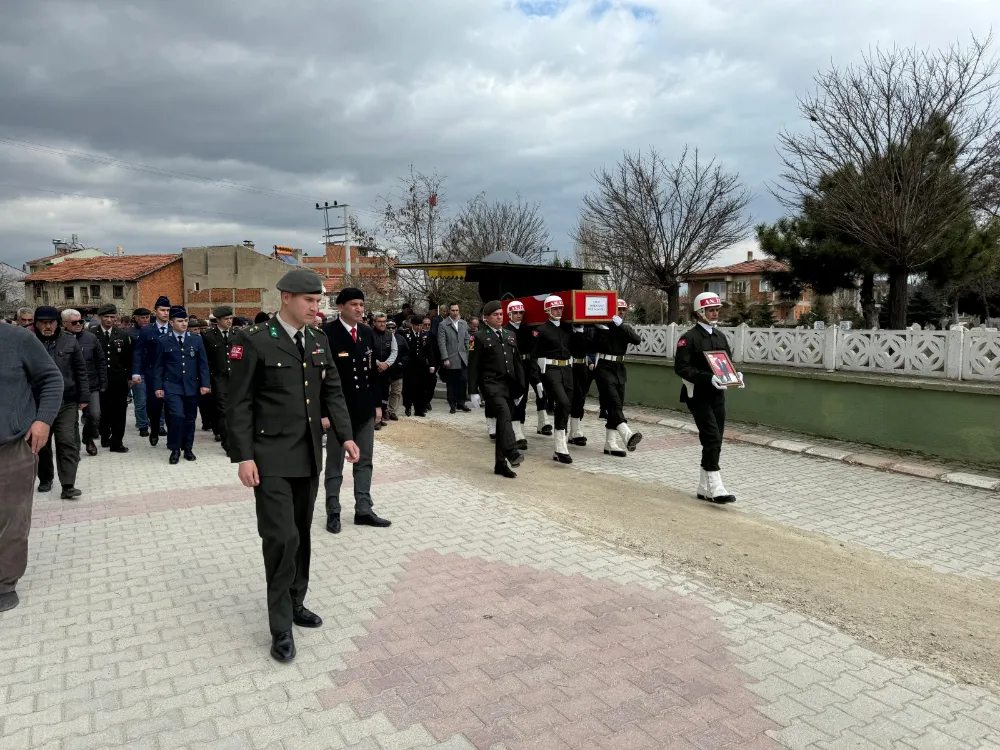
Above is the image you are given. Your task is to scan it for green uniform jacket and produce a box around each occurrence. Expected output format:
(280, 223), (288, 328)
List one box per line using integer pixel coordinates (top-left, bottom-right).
(468, 326), (525, 399)
(226, 320), (353, 478)
(201, 327), (234, 384)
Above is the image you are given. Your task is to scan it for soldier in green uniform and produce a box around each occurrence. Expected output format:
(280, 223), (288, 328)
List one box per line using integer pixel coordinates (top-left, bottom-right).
(202, 305), (236, 453)
(226, 268), (359, 663)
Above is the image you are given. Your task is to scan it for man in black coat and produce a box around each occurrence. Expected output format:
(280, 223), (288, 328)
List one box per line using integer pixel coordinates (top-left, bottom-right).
(674, 292), (745, 504)
(94, 303), (134, 453)
(201, 305), (236, 453)
(469, 301), (525, 478)
(593, 299), (643, 457)
(401, 315), (432, 417)
(322, 288), (392, 534)
(531, 295), (584, 464)
(63, 308), (106, 456)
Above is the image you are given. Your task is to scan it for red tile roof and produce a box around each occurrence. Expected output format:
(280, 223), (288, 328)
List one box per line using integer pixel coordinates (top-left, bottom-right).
(686, 259), (788, 278)
(24, 255), (181, 283)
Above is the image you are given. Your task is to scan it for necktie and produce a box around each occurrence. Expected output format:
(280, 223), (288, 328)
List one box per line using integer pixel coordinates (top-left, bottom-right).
(222, 331), (228, 342)
(351, 327), (357, 343)
(178, 335), (184, 347)
(294, 331), (304, 358)
(159, 326), (166, 336)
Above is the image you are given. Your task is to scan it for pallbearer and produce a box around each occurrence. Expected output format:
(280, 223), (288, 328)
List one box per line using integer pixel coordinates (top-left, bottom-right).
(504, 300), (531, 450)
(531, 295), (582, 464)
(593, 299), (643, 457)
(674, 292), (745, 504)
(568, 324), (593, 446)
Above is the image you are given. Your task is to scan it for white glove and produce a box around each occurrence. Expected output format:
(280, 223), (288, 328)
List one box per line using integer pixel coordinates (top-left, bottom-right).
(535, 382), (544, 398)
(471, 394), (482, 408)
(737, 371), (746, 389)
(573, 325), (584, 332)
(711, 375), (727, 391)
(612, 315), (623, 326)
(536, 357), (546, 375)
(429, 367), (436, 373)
(514, 396), (523, 406)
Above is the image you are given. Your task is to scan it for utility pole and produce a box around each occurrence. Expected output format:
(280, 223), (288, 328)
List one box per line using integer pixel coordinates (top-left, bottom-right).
(315, 200), (351, 279)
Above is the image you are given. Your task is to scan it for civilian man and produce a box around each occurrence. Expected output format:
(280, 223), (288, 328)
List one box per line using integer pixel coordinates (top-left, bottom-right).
(437, 303), (470, 413)
(63, 308), (106, 456)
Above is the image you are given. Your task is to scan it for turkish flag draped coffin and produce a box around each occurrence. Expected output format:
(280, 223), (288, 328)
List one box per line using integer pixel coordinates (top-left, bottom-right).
(504, 290), (618, 326)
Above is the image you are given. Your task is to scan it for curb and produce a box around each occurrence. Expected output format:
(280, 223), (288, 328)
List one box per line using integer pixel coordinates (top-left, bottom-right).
(581, 404), (1000, 492)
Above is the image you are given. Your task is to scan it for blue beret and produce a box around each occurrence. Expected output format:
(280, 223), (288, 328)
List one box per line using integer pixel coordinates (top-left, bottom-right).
(169, 306), (187, 319)
(155, 296), (171, 309)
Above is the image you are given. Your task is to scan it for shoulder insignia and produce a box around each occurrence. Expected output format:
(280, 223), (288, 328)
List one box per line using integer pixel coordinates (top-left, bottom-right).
(269, 326), (279, 338)
(532, 330), (539, 337)
(677, 338), (687, 347)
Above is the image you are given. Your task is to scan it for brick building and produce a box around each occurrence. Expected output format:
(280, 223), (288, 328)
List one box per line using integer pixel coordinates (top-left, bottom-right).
(303, 244), (396, 311)
(182, 244), (297, 320)
(23, 255), (183, 316)
(682, 251), (812, 322)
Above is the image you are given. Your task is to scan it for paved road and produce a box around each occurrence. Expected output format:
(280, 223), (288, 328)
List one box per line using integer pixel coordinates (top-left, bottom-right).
(3, 410), (1000, 749)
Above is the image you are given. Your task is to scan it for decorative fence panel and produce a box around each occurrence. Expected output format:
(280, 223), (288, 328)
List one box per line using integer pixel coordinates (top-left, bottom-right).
(628, 324), (1000, 382)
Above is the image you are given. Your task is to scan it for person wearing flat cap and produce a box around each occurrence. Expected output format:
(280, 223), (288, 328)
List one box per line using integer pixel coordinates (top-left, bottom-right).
(226, 268), (358, 663)
(131, 295), (173, 444)
(201, 305), (236, 453)
(321, 287), (392, 534)
(94, 303), (135, 453)
(152, 306), (211, 465)
(125, 308), (152, 437)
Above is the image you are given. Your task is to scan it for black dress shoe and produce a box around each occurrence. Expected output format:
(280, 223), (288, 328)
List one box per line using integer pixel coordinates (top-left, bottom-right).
(158, 427), (168, 436)
(149, 433), (159, 447)
(508, 452), (524, 468)
(354, 512), (392, 528)
(293, 605), (323, 628)
(110, 445), (130, 453)
(449, 407), (456, 414)
(100, 437), (111, 448)
(552, 452), (573, 465)
(489, 433), (496, 441)
(0, 591), (19, 613)
(415, 411), (426, 417)
(86, 441), (98, 456)
(404, 408), (411, 417)
(201, 424), (211, 431)
(494, 464), (517, 479)
(516, 439), (528, 450)
(459, 405), (471, 412)
(270, 630), (296, 663)
(38, 481), (52, 493)
(169, 450), (180, 464)
(539, 425), (553, 436)
(214, 433), (222, 442)
(183, 450), (196, 461)
(569, 436), (588, 447)
(326, 514), (341, 534)
(139, 428), (149, 437)
(60, 486), (82, 499)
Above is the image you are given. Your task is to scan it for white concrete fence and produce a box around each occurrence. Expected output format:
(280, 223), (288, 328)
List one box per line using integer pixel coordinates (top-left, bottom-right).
(629, 324), (1000, 382)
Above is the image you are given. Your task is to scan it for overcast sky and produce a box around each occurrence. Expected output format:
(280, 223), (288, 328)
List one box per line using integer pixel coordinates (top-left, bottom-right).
(0, 0), (994, 269)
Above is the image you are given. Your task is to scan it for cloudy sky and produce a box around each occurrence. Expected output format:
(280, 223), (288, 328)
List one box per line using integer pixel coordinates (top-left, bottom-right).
(0, 0), (993, 268)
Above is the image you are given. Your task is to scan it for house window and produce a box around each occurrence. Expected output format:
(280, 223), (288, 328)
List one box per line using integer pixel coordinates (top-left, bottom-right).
(194, 282), (201, 291)
(64, 286), (74, 300)
(759, 278), (772, 293)
(90, 284), (101, 298)
(732, 280), (749, 295)
(42, 290), (49, 304)
(705, 282), (727, 299)
(113, 285), (124, 299)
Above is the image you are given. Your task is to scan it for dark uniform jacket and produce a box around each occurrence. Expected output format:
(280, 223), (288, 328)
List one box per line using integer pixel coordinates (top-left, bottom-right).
(401, 327), (431, 372)
(531, 320), (580, 363)
(94, 326), (134, 388)
(389, 332), (409, 380)
(202, 327), (235, 387)
(38, 330), (90, 405)
(504, 323), (535, 388)
(75, 329), (108, 393)
(674, 323), (733, 403)
(469, 326), (525, 399)
(153, 332), (211, 397)
(226, 319), (353, 478)
(132, 321), (172, 378)
(593, 320), (641, 359)
(322, 319), (378, 428)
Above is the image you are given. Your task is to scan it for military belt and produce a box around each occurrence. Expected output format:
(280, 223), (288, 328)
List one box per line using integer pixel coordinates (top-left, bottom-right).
(597, 353), (626, 362)
(543, 358), (570, 367)
(521, 353), (531, 361)
(571, 357), (587, 365)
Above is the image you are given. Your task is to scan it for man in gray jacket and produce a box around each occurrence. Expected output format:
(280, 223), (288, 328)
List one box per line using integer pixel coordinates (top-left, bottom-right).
(33, 306), (89, 499)
(437, 302), (470, 413)
(63, 308), (107, 456)
(0, 322), (64, 612)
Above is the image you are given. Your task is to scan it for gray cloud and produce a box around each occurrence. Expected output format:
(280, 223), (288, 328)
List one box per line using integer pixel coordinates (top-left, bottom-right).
(0, 0), (994, 267)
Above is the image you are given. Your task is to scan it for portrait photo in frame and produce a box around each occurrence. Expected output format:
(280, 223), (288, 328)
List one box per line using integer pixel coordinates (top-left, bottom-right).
(703, 350), (741, 386)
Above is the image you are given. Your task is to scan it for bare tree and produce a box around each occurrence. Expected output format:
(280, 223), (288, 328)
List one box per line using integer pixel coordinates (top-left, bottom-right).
(573, 217), (637, 300)
(443, 193), (550, 264)
(577, 146), (752, 323)
(773, 34), (1000, 328)
(0, 263), (26, 317)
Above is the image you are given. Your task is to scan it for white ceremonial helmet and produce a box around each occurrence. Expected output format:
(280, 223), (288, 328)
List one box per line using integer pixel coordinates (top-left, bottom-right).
(543, 295), (564, 310)
(617, 299), (629, 310)
(693, 292), (723, 320)
(507, 300), (525, 314)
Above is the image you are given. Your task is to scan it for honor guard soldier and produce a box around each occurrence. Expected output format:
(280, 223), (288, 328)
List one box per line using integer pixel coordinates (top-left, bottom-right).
(94, 303), (134, 453)
(568, 324), (594, 446)
(201, 305), (236, 453)
(322, 288), (392, 534)
(153, 307), (211, 464)
(226, 268), (358, 663)
(593, 299), (643, 457)
(503, 300), (532, 450)
(532, 295), (584, 464)
(674, 292), (745, 504)
(469, 300), (526, 478)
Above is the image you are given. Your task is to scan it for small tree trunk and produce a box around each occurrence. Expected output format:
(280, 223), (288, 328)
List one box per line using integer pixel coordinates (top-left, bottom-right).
(665, 283), (681, 324)
(860, 273), (876, 328)
(887, 266), (909, 329)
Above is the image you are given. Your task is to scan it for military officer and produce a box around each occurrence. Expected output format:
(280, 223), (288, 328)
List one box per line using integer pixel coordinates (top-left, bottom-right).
(469, 301), (525, 478)
(531, 295), (584, 464)
(226, 268), (358, 663)
(503, 300), (532, 450)
(131, 295), (172, 444)
(153, 306), (211, 464)
(593, 299), (643, 457)
(674, 292), (745, 504)
(202, 305), (236, 453)
(401, 315), (432, 417)
(321, 287), (392, 534)
(94, 303), (134, 453)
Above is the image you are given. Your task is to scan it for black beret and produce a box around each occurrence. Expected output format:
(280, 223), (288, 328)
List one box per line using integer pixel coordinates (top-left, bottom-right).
(233, 317), (248, 326)
(97, 303), (117, 316)
(410, 315), (424, 325)
(133, 307), (151, 317)
(169, 305), (187, 319)
(335, 287), (365, 305)
(482, 300), (502, 316)
(276, 268), (324, 294)
(33, 305), (59, 322)
(212, 305), (233, 318)
(254, 312), (270, 324)
(154, 296), (171, 309)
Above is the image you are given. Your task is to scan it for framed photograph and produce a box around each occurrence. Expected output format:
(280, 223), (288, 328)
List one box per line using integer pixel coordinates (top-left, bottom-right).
(703, 350), (741, 386)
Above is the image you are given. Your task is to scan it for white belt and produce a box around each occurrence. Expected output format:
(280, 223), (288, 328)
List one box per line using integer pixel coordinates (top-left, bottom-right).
(543, 358), (571, 367)
(571, 357), (587, 365)
(597, 353), (625, 362)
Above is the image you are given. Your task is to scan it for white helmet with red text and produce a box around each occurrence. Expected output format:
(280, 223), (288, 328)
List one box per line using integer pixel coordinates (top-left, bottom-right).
(693, 292), (723, 322)
(507, 300), (525, 314)
(543, 295), (564, 310)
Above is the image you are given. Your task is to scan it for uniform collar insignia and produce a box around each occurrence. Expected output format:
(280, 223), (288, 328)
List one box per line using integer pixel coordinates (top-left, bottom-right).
(269, 326), (279, 338)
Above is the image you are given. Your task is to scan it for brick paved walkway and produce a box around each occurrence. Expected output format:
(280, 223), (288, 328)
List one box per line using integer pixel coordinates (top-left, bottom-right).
(3, 413), (1000, 749)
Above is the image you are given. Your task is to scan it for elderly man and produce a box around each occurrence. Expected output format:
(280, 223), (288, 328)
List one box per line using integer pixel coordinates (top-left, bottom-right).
(16, 307), (34, 328)
(63, 308), (107, 456)
(0, 323), (63, 611)
(437, 302), (470, 413)
(370, 313), (398, 430)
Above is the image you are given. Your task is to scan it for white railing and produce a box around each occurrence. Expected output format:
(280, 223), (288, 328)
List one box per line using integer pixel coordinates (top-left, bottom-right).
(629, 324), (1000, 382)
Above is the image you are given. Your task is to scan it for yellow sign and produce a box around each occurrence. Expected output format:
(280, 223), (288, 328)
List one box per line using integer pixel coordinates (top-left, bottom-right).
(428, 268), (467, 279)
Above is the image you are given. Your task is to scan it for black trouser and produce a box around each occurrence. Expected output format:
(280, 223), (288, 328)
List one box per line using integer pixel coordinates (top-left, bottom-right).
(595, 362), (628, 430)
(541, 365), (572, 431)
(571, 363), (591, 419)
(37, 403), (80, 488)
(376, 374), (390, 413)
(211, 377), (229, 447)
(199, 391), (215, 430)
(99, 380), (130, 448)
(528, 368), (547, 416)
(144, 377), (168, 433)
(686, 396), (726, 471)
(443, 367), (467, 408)
(254, 474), (320, 635)
(483, 390), (517, 468)
(403, 370), (426, 413)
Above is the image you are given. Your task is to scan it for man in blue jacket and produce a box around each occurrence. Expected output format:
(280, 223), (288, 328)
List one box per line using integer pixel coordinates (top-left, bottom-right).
(153, 306), (211, 464)
(131, 296), (173, 446)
